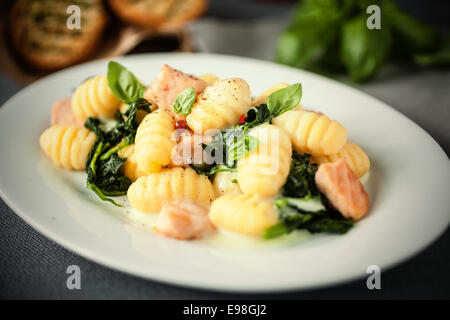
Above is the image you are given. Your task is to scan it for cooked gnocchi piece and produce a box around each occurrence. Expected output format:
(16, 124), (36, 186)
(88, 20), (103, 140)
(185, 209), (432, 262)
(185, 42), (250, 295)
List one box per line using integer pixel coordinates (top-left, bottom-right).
(186, 78), (252, 133)
(199, 73), (219, 86)
(135, 110), (176, 174)
(237, 124), (292, 197)
(209, 194), (279, 236)
(272, 109), (347, 156)
(71, 75), (121, 121)
(212, 171), (241, 197)
(311, 142), (370, 177)
(118, 144), (146, 182)
(40, 125), (96, 170)
(127, 167), (215, 213)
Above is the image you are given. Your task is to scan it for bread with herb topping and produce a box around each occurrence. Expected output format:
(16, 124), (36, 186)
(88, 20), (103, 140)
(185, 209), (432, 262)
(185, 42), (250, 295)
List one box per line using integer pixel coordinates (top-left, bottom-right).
(10, 0), (107, 70)
(108, 0), (208, 30)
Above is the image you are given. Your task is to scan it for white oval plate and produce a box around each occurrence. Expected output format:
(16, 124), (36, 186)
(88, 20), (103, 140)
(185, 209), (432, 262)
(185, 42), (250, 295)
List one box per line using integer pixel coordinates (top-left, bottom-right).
(0, 53), (449, 292)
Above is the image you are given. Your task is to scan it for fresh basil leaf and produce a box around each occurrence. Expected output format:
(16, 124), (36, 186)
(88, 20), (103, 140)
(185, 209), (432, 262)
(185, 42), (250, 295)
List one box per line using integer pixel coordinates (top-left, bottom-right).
(266, 83), (302, 117)
(276, 0), (355, 70)
(276, 24), (337, 69)
(107, 61), (146, 104)
(294, 0), (356, 25)
(228, 135), (259, 162)
(341, 15), (391, 82)
(172, 87), (196, 116)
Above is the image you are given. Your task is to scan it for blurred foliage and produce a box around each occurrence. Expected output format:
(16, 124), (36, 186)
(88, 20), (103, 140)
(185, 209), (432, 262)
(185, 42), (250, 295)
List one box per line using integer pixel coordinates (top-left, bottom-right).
(276, 0), (450, 82)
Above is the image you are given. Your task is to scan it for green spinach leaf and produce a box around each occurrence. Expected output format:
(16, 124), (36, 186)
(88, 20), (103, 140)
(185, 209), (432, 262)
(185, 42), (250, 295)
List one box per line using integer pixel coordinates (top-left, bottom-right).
(262, 153), (354, 239)
(304, 217), (354, 234)
(283, 153), (319, 198)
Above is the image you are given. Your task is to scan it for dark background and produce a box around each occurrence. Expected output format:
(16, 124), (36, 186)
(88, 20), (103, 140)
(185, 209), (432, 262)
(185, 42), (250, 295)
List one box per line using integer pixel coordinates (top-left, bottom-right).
(0, 0), (449, 299)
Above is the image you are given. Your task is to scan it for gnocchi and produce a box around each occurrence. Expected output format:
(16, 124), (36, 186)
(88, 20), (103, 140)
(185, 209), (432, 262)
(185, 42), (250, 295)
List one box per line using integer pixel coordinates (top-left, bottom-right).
(135, 110), (176, 174)
(71, 75), (121, 121)
(40, 125), (96, 170)
(209, 194), (279, 236)
(118, 144), (146, 182)
(311, 142), (370, 177)
(272, 109), (347, 156)
(199, 73), (219, 86)
(186, 78), (252, 133)
(127, 167), (215, 213)
(213, 171), (241, 197)
(237, 124), (292, 197)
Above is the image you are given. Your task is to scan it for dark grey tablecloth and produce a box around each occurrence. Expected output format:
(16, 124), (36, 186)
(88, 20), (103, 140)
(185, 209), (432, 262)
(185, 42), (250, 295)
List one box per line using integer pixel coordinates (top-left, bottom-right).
(1, 0), (449, 299)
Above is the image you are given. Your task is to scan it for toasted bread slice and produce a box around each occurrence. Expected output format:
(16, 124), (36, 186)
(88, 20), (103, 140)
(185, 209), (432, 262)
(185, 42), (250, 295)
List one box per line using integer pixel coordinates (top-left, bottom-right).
(10, 0), (107, 70)
(108, 0), (207, 30)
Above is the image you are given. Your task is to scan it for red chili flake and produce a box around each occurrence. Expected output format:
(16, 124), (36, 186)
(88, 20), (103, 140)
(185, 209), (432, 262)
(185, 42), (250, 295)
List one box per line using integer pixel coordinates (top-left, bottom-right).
(239, 114), (246, 124)
(175, 120), (187, 130)
(163, 85), (169, 91)
(201, 98), (207, 101)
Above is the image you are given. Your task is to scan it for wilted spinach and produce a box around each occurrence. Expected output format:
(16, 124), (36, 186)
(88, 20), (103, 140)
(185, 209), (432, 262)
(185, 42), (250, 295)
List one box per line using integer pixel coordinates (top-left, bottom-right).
(85, 99), (152, 206)
(262, 153), (354, 239)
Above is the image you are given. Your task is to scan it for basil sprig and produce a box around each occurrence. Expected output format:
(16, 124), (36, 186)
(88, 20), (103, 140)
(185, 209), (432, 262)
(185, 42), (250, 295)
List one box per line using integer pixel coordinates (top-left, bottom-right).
(266, 83), (302, 117)
(172, 87), (196, 116)
(107, 61), (146, 104)
(276, 0), (446, 82)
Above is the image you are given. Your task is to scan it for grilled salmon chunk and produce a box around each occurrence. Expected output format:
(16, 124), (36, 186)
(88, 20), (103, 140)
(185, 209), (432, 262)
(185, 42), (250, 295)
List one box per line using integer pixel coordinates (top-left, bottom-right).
(144, 64), (206, 120)
(315, 159), (369, 221)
